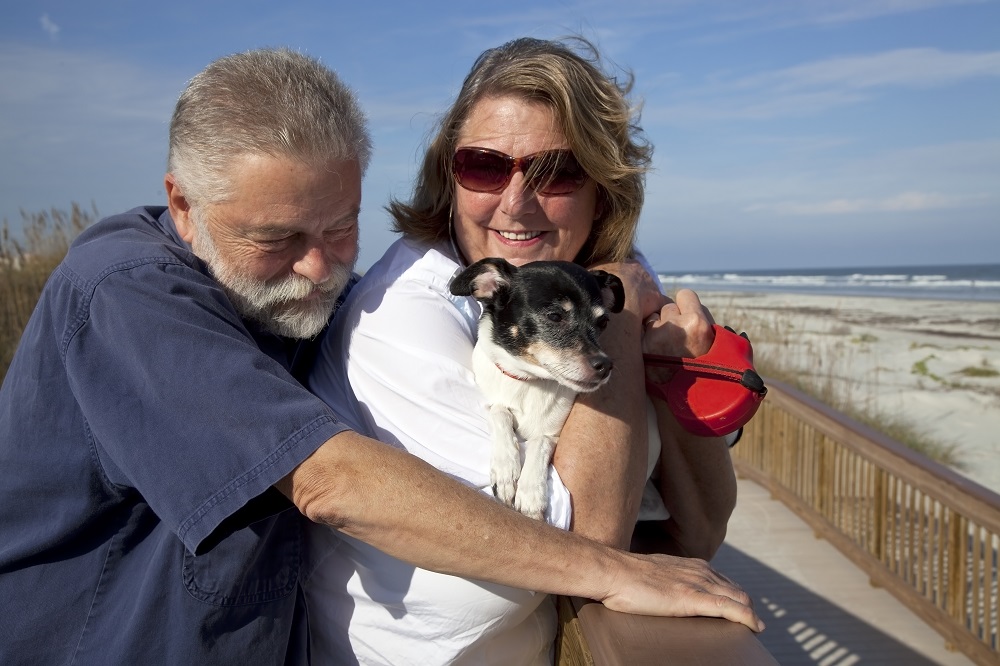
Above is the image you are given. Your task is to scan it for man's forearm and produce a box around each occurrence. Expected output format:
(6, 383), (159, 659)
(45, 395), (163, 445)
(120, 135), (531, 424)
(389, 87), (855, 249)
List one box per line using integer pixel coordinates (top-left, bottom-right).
(279, 430), (615, 597)
(278, 429), (764, 632)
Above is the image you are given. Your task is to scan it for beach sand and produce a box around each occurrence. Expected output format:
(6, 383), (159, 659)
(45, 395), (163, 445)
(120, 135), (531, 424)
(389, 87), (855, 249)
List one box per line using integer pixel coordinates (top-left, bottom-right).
(693, 291), (1000, 494)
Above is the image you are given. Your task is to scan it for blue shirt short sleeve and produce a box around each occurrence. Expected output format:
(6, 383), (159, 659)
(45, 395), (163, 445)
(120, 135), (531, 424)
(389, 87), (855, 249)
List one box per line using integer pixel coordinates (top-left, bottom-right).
(0, 207), (349, 664)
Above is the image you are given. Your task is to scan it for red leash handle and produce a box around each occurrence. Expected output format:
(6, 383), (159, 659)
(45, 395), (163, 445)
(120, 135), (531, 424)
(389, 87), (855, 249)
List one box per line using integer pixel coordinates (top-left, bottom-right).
(643, 324), (767, 437)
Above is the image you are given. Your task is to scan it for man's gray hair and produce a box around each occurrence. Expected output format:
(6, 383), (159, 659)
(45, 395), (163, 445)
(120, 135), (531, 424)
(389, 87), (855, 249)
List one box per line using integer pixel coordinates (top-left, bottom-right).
(168, 48), (372, 206)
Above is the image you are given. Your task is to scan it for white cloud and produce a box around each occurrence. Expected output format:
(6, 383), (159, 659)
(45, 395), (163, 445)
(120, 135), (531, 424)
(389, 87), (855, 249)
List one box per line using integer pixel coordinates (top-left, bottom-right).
(759, 0), (986, 28)
(647, 47), (1000, 123)
(744, 191), (989, 215)
(787, 0), (986, 26)
(0, 44), (186, 225)
(0, 44), (180, 124)
(40, 14), (60, 40)
(740, 48), (1000, 92)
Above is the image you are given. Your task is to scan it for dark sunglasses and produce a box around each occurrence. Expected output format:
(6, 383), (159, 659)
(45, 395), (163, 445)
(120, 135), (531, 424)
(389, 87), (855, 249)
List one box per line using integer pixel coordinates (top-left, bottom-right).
(452, 147), (588, 196)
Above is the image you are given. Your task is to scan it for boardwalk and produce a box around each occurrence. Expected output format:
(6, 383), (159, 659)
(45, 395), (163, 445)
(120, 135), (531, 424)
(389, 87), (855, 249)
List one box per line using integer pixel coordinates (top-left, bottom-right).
(714, 478), (978, 666)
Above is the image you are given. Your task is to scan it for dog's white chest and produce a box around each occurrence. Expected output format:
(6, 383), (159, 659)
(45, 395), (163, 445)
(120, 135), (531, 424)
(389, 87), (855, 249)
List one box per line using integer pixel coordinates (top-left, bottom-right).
(471, 345), (575, 440)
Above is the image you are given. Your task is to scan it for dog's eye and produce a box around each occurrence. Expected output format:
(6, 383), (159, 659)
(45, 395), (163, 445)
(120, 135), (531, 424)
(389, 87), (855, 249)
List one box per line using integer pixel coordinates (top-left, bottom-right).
(596, 315), (610, 331)
(547, 312), (563, 323)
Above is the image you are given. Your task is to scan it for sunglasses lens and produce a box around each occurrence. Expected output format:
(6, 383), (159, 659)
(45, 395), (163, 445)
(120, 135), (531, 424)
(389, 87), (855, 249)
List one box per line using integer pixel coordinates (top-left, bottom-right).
(530, 152), (587, 195)
(453, 149), (510, 193)
(453, 148), (587, 195)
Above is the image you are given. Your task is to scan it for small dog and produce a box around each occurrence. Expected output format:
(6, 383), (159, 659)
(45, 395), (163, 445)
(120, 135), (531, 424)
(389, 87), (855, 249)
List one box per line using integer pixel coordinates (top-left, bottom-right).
(450, 258), (625, 519)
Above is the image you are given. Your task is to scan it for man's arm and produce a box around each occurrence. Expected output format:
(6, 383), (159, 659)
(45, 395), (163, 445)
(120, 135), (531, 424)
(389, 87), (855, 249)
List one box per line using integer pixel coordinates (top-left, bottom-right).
(276, 429), (764, 632)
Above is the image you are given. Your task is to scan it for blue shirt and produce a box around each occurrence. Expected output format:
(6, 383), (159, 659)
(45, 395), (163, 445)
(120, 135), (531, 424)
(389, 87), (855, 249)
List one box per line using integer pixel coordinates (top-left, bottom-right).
(0, 207), (350, 664)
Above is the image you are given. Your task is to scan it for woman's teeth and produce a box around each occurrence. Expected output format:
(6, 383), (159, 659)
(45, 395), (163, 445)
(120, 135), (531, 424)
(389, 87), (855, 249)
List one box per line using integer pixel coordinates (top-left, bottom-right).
(498, 230), (542, 241)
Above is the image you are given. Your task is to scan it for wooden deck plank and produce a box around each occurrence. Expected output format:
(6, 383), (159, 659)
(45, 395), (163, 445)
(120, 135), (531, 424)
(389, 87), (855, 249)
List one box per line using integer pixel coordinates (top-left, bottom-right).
(714, 478), (977, 665)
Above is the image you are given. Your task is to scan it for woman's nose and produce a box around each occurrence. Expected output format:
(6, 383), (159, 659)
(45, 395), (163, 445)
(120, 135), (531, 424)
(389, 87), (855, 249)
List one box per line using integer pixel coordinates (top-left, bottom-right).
(499, 172), (538, 218)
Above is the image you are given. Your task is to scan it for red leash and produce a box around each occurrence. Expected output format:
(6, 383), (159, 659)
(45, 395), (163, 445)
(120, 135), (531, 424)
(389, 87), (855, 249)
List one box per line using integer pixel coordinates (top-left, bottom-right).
(644, 324), (767, 437)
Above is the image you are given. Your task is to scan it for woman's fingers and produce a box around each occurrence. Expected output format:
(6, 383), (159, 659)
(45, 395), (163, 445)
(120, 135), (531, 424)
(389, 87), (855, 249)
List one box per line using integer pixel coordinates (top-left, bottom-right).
(673, 288), (714, 324)
(642, 291), (714, 358)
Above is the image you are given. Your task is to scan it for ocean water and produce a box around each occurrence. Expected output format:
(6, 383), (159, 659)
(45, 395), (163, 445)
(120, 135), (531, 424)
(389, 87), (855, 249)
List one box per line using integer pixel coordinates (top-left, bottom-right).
(657, 263), (1000, 302)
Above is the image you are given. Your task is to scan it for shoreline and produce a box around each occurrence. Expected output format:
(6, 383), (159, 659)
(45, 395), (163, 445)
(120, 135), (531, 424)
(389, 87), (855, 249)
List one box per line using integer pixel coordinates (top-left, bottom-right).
(685, 290), (1000, 493)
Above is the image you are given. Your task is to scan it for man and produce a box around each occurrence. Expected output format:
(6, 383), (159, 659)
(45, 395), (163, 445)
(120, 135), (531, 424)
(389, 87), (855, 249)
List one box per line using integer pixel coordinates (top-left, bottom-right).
(0, 49), (761, 664)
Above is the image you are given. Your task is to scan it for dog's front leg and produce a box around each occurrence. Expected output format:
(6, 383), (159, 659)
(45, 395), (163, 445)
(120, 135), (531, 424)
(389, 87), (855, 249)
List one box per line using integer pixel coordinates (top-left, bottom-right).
(487, 404), (520, 507)
(514, 435), (556, 520)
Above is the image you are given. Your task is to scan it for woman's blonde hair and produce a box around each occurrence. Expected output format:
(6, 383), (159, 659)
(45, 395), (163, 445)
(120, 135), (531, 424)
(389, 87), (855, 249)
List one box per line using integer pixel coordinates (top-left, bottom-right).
(388, 36), (652, 265)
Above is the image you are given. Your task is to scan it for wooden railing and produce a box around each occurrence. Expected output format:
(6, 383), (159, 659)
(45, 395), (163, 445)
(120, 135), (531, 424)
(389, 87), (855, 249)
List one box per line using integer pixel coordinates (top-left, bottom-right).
(554, 504), (779, 664)
(733, 378), (1000, 666)
(555, 594), (778, 665)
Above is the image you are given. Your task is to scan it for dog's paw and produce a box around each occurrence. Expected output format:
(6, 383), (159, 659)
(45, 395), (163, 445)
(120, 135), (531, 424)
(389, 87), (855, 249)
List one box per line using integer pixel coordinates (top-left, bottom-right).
(513, 482), (547, 520)
(491, 464), (519, 507)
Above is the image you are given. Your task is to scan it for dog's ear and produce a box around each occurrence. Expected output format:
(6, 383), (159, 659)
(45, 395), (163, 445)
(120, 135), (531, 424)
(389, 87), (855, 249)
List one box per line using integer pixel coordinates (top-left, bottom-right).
(450, 258), (516, 303)
(589, 270), (625, 314)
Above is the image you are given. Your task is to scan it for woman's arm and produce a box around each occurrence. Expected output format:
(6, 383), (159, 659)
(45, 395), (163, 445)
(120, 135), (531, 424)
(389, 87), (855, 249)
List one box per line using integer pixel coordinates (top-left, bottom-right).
(550, 261), (654, 548)
(647, 403), (738, 559)
(642, 288), (738, 559)
(553, 263), (737, 557)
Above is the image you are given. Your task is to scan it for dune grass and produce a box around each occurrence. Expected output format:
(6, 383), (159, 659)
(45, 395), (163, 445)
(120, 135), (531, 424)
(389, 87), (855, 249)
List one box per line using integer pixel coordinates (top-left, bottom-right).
(957, 363), (999, 378)
(706, 295), (966, 469)
(1, 205), (96, 380)
(0, 210), (972, 471)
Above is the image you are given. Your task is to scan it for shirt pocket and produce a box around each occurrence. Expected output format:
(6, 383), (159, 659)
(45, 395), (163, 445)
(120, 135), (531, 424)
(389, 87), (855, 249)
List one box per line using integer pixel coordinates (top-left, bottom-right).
(182, 511), (300, 606)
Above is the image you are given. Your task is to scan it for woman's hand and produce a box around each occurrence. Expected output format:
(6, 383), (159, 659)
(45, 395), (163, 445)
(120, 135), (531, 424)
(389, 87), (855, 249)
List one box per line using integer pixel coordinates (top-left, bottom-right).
(642, 288), (715, 385)
(604, 262), (715, 361)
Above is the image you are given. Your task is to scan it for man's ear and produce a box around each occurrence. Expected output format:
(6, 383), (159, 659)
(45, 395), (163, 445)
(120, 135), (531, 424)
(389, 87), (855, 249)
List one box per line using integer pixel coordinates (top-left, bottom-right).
(165, 173), (195, 244)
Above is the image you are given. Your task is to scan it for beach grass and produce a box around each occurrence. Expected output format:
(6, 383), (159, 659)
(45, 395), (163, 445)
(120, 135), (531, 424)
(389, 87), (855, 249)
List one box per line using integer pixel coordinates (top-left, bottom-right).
(706, 295), (967, 469)
(0, 207), (972, 473)
(1, 205), (95, 380)
(957, 363), (998, 378)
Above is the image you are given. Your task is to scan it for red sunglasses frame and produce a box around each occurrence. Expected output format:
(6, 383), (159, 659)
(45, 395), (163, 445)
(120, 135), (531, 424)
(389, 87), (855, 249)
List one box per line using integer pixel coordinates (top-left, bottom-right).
(451, 147), (588, 195)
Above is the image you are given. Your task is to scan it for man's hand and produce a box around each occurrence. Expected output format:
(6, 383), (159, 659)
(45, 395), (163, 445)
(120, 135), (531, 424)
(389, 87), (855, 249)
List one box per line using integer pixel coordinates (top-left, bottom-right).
(601, 549), (765, 633)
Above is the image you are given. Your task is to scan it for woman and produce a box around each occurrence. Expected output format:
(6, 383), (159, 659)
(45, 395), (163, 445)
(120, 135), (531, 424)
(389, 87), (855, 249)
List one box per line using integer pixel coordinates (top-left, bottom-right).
(306, 37), (739, 665)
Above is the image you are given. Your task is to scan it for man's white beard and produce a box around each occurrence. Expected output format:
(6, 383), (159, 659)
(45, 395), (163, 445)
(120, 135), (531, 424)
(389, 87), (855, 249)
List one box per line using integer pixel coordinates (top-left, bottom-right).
(191, 215), (355, 339)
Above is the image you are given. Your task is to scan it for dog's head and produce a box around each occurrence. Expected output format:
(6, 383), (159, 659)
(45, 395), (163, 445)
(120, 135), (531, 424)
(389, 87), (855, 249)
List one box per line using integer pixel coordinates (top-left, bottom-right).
(450, 258), (625, 393)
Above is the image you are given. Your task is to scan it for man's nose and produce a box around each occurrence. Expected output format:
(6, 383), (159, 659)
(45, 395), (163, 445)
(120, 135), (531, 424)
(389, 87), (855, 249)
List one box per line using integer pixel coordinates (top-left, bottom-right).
(293, 242), (334, 285)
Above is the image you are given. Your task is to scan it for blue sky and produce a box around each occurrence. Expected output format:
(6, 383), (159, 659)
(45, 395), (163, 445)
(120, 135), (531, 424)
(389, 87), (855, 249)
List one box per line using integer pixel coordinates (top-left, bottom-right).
(2, 1), (998, 272)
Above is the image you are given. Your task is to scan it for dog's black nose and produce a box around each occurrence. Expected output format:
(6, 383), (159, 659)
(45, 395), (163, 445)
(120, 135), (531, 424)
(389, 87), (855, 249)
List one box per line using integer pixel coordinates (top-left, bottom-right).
(591, 355), (613, 379)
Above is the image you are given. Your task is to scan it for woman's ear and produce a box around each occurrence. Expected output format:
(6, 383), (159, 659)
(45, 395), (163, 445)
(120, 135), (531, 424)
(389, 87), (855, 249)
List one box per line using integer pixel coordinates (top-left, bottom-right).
(593, 187), (607, 221)
(164, 173), (195, 244)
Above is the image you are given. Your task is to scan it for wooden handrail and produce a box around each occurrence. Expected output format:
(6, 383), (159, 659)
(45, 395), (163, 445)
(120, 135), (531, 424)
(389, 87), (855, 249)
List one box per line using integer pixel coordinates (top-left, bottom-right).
(733, 378), (1000, 666)
(556, 376), (999, 664)
(555, 595), (778, 665)
(554, 521), (778, 665)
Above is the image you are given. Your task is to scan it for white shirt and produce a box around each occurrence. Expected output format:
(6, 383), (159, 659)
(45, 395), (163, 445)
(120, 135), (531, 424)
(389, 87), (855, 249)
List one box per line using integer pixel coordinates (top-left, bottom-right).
(306, 237), (571, 665)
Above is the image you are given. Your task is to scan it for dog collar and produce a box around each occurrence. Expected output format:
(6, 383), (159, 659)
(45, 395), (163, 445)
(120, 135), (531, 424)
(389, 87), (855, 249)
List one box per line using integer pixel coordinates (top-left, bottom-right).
(495, 363), (533, 382)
